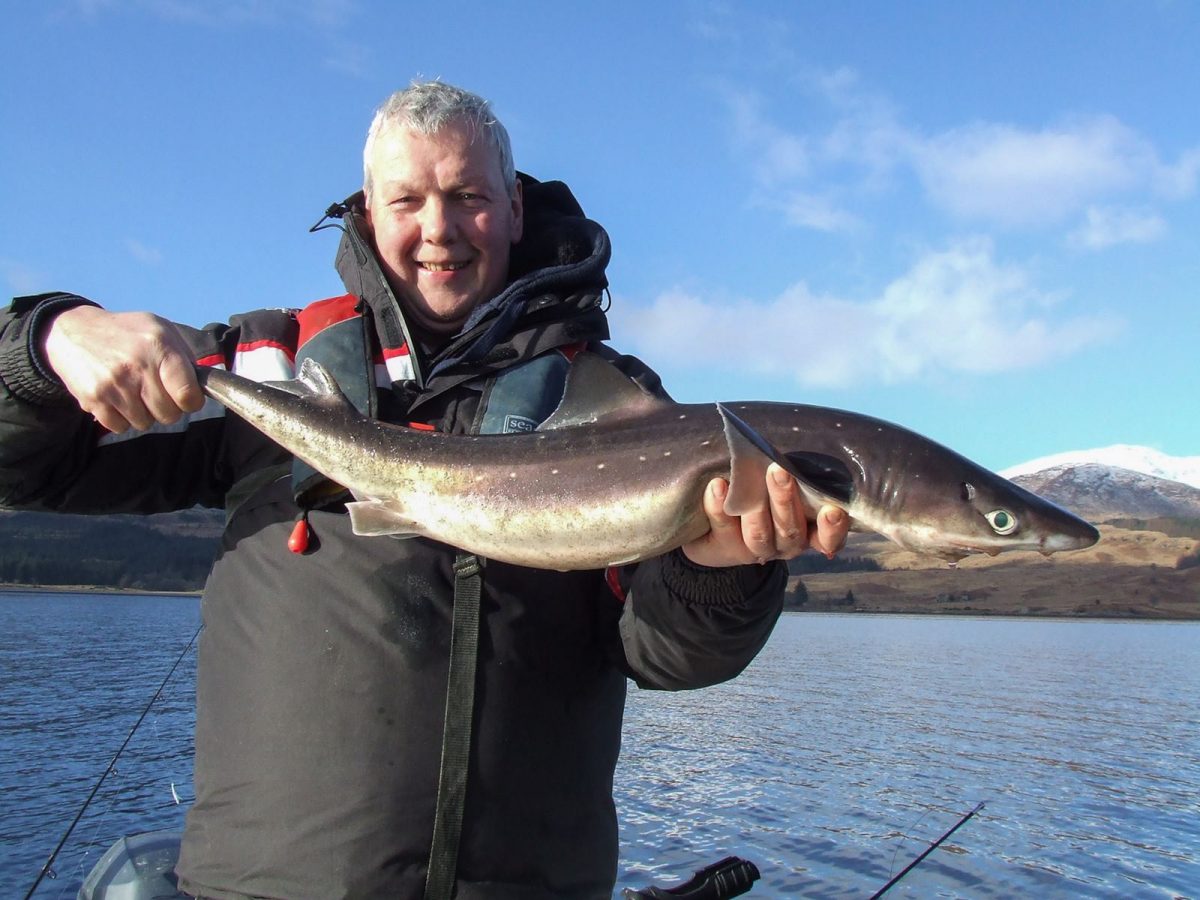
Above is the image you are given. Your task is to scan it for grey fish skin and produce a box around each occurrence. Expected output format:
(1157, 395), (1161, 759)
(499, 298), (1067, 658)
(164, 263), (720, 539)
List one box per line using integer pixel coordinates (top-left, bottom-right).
(196, 354), (1099, 570)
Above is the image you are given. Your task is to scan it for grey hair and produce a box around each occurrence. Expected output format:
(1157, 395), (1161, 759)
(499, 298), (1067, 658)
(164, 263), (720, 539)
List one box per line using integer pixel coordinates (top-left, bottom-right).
(363, 80), (517, 199)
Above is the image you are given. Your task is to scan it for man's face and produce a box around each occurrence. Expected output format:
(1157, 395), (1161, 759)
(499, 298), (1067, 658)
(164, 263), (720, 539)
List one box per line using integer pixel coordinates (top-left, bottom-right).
(364, 121), (524, 335)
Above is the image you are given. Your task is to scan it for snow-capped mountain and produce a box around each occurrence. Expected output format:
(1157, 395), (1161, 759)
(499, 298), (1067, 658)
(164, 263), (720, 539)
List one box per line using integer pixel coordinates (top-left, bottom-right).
(998, 446), (1200, 521)
(1008, 463), (1200, 521)
(1002, 445), (1200, 490)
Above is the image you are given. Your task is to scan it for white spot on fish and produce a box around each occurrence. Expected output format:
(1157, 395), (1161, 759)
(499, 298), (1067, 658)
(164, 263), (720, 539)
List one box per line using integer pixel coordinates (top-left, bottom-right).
(639, 455), (647, 462)
(678, 414), (687, 420)
(551, 468), (559, 475)
(700, 440), (711, 447)
(509, 472), (517, 479)
(663, 450), (672, 457)
(597, 463), (606, 470)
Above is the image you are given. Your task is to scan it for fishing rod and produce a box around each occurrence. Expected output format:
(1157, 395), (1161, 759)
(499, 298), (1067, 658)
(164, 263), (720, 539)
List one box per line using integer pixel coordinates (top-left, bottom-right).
(23, 623), (201, 900)
(868, 800), (986, 899)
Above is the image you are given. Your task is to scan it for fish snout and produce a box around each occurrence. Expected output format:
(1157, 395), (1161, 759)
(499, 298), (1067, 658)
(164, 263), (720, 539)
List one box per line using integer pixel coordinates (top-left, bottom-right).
(1039, 520), (1101, 555)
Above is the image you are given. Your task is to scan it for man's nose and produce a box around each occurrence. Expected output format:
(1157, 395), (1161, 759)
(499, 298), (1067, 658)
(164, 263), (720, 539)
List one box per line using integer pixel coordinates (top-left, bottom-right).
(418, 197), (456, 243)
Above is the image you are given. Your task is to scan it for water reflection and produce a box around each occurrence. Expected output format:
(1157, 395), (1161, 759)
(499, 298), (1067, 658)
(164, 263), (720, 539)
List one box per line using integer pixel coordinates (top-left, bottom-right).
(3, 598), (1195, 898)
(616, 614), (1200, 898)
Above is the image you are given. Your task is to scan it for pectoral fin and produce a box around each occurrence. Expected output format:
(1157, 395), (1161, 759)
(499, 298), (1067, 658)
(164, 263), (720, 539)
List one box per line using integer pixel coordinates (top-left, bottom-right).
(717, 403), (855, 516)
(346, 499), (422, 538)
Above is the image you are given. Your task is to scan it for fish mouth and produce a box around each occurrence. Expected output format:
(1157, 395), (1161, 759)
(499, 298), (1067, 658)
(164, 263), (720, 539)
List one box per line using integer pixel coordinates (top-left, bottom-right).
(942, 525), (1100, 559)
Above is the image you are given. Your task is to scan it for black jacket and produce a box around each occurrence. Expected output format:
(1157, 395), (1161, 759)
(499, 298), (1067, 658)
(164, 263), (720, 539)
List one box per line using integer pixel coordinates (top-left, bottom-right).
(0, 177), (785, 899)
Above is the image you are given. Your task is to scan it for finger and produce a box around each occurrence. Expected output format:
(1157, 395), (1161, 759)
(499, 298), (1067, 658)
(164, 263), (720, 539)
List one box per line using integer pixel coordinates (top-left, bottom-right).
(83, 376), (158, 433)
(703, 478), (740, 535)
(157, 335), (204, 414)
(737, 502), (778, 563)
(140, 356), (200, 425)
(767, 464), (809, 559)
(85, 402), (134, 436)
(683, 479), (752, 567)
(140, 379), (188, 426)
(811, 506), (849, 558)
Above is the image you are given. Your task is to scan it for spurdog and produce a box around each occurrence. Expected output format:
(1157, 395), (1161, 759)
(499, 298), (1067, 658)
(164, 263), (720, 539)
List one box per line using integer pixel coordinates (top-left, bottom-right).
(197, 353), (1099, 570)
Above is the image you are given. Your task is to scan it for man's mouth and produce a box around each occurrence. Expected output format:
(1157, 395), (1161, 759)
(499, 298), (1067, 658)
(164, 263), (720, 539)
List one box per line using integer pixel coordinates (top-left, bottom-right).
(418, 261), (468, 272)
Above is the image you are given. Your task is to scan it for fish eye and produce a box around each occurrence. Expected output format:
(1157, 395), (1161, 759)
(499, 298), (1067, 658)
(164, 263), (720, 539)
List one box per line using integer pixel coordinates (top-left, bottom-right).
(985, 509), (1018, 535)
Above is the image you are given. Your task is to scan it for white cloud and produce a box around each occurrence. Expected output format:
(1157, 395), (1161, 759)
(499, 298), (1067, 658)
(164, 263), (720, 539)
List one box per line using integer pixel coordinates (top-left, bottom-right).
(125, 238), (164, 264)
(912, 116), (1152, 226)
(1068, 206), (1168, 250)
(1153, 145), (1200, 199)
(612, 238), (1122, 389)
(1, 259), (45, 295)
(62, 0), (356, 27)
(776, 191), (860, 233)
(868, 238), (1119, 379)
(722, 75), (1195, 240)
(725, 89), (812, 182)
(322, 37), (372, 78)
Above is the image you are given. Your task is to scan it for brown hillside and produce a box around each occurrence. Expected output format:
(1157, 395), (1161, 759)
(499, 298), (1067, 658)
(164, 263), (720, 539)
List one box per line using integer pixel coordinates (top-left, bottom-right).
(790, 525), (1200, 619)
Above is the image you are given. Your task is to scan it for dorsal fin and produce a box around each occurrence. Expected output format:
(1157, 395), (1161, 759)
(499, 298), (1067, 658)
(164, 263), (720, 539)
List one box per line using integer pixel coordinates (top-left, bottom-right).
(539, 351), (671, 430)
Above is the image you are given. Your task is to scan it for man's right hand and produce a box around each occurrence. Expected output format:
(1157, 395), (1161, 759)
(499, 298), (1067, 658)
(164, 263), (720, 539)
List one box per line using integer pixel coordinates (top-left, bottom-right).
(42, 306), (204, 434)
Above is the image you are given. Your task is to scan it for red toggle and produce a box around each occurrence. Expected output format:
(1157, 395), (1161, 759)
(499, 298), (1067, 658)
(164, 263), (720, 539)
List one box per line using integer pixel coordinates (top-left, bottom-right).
(288, 517), (310, 554)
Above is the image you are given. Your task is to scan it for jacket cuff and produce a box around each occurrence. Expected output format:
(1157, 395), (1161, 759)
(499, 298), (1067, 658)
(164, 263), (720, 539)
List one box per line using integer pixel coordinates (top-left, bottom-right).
(657, 547), (784, 607)
(0, 292), (99, 404)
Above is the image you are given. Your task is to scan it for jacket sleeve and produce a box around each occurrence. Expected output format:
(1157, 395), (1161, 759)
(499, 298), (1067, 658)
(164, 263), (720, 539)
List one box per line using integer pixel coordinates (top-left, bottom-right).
(615, 551), (785, 691)
(591, 344), (787, 690)
(0, 292), (296, 514)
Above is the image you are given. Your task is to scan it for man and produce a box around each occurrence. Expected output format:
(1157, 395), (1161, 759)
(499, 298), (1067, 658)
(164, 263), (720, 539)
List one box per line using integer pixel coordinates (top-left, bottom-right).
(0, 82), (846, 899)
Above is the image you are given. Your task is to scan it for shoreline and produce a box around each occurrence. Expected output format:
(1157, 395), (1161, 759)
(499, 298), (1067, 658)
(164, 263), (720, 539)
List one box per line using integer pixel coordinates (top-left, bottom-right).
(0, 583), (201, 597)
(4, 580), (1194, 621)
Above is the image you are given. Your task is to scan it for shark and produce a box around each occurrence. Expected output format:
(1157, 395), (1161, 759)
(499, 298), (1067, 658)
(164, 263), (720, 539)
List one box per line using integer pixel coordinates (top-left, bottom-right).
(196, 352), (1100, 570)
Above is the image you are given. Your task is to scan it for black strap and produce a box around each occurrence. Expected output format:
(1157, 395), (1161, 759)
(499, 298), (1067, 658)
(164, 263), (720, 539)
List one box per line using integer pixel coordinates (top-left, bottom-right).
(424, 553), (483, 900)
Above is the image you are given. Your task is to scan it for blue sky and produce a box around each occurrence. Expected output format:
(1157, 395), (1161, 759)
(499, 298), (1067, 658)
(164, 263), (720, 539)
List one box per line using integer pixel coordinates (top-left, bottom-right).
(2, 0), (1196, 471)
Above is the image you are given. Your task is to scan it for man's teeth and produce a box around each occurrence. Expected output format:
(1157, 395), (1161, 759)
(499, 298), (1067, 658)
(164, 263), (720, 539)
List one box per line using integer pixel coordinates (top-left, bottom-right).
(420, 262), (467, 272)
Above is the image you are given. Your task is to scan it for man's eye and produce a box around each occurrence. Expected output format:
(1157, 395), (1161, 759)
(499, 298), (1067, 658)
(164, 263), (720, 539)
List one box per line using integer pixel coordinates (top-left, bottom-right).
(457, 193), (487, 206)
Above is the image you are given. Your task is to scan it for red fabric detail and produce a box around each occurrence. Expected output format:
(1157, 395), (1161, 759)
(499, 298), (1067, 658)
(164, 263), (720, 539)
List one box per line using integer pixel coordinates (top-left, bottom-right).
(296, 294), (360, 348)
(382, 344), (411, 359)
(194, 353), (225, 368)
(406, 421), (437, 432)
(234, 338), (296, 361)
(557, 341), (588, 362)
(604, 566), (627, 603)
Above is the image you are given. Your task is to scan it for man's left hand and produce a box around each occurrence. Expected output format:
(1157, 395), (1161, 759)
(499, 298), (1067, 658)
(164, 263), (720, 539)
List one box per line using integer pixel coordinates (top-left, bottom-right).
(681, 463), (849, 568)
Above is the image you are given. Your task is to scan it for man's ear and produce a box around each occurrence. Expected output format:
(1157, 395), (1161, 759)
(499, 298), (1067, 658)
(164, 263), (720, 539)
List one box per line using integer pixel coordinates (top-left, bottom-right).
(361, 198), (376, 237)
(510, 179), (524, 244)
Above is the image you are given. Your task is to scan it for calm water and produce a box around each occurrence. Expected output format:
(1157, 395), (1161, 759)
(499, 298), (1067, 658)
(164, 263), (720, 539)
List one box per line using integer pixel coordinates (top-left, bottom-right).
(1, 593), (1196, 899)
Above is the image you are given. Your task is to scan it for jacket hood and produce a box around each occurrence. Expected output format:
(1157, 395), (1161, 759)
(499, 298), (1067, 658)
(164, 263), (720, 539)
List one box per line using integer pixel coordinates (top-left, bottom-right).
(318, 174), (611, 389)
